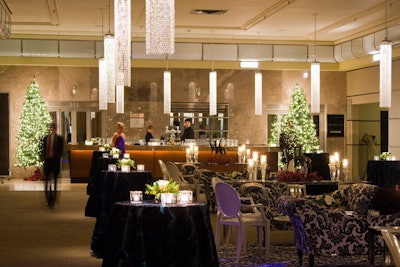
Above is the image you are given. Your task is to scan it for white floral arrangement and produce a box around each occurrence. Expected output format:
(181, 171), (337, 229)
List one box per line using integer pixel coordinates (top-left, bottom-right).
(145, 179), (180, 198)
(101, 144), (112, 151)
(110, 147), (121, 156)
(316, 194), (339, 207)
(117, 158), (135, 169)
(379, 151), (392, 160)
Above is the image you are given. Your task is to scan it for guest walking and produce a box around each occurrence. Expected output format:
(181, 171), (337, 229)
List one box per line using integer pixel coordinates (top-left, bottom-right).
(42, 123), (64, 208)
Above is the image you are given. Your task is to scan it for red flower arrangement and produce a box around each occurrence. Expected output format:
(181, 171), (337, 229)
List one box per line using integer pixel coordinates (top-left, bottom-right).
(277, 171), (322, 182)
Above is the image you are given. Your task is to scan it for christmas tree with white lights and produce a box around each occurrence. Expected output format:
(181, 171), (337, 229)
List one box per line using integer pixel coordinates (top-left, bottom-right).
(15, 78), (52, 169)
(281, 85), (319, 153)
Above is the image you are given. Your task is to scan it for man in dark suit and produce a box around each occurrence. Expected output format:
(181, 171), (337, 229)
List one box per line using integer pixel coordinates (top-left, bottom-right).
(42, 123), (64, 208)
(181, 118), (194, 141)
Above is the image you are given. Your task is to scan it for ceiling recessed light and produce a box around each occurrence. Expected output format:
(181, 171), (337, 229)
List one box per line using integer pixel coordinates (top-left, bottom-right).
(190, 9), (228, 15)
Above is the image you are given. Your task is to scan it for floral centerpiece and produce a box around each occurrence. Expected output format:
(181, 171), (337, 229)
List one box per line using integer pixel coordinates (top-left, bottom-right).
(379, 152), (392, 160)
(277, 171), (322, 182)
(229, 171), (243, 180)
(117, 158), (135, 169)
(102, 144), (112, 151)
(316, 194), (339, 207)
(110, 147), (121, 157)
(145, 179), (180, 199)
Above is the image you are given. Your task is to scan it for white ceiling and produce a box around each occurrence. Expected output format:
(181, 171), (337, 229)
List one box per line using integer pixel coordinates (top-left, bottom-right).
(4, 0), (400, 45)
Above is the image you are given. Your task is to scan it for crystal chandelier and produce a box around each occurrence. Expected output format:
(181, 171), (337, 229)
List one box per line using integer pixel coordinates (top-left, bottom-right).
(145, 0), (175, 55)
(115, 0), (131, 86)
(164, 70), (171, 114)
(311, 13), (320, 114)
(380, 1), (392, 108)
(98, 58), (108, 110)
(255, 72), (262, 115)
(209, 71), (217, 116)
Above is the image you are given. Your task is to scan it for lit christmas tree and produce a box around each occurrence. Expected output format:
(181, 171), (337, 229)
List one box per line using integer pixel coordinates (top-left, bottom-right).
(281, 85), (319, 153)
(268, 115), (279, 146)
(15, 79), (52, 169)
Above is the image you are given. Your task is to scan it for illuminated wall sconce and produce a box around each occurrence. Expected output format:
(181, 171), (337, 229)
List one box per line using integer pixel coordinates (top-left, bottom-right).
(72, 85), (77, 95)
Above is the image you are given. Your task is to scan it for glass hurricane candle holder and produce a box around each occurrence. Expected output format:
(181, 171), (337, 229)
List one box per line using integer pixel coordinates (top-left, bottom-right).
(137, 164), (145, 171)
(130, 191), (143, 203)
(108, 164), (117, 171)
(121, 165), (130, 172)
(160, 193), (176, 205)
(123, 153), (130, 159)
(177, 190), (193, 204)
(102, 153), (109, 158)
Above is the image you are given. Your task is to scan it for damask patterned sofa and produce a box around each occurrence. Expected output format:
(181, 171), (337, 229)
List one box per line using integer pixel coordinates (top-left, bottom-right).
(277, 183), (400, 266)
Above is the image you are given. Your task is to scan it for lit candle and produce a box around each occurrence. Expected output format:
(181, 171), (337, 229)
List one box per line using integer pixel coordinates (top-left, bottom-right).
(137, 164), (145, 171)
(342, 159), (348, 169)
(130, 191), (142, 203)
(247, 158), (254, 169)
(123, 153), (130, 159)
(260, 155), (267, 165)
(252, 151), (259, 161)
(246, 149), (251, 158)
(121, 165), (130, 172)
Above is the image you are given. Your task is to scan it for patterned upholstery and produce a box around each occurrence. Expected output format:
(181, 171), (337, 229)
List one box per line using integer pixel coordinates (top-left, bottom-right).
(277, 183), (400, 266)
(239, 183), (291, 231)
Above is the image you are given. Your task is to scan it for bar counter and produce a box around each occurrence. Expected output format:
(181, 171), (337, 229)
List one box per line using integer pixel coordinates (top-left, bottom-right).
(68, 144), (280, 183)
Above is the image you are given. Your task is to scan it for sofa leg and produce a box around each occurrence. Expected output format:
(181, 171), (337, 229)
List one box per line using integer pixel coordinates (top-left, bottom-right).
(297, 249), (303, 266)
(309, 254), (315, 267)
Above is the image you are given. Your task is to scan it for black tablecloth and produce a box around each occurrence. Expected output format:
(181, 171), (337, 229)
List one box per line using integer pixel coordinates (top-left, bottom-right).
(367, 160), (400, 189)
(91, 170), (153, 257)
(102, 201), (219, 267)
(85, 152), (118, 217)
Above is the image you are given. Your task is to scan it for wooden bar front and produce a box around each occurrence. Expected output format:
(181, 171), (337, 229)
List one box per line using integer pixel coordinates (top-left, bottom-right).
(69, 145), (280, 183)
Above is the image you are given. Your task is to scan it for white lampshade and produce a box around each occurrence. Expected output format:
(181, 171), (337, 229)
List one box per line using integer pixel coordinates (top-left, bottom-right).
(209, 71), (217, 116)
(379, 40), (392, 108)
(98, 58), (107, 110)
(255, 72), (262, 115)
(116, 71), (125, 114)
(163, 70), (171, 114)
(311, 62), (320, 114)
(104, 34), (115, 103)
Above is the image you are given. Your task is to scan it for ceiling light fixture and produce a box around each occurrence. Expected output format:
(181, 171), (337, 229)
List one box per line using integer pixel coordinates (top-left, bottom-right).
(164, 58), (171, 114)
(209, 37), (217, 116)
(311, 12), (320, 114)
(114, 0), (131, 87)
(255, 33), (262, 116)
(146, 0), (175, 55)
(379, 0), (392, 108)
(105, 0), (115, 103)
(99, 8), (108, 110)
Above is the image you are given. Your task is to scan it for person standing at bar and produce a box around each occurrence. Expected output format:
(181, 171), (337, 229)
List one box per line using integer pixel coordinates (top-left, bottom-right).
(181, 118), (195, 141)
(145, 125), (154, 145)
(42, 123), (64, 208)
(112, 121), (126, 157)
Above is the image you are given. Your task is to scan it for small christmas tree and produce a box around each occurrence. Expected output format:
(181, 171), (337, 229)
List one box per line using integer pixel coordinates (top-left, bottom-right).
(15, 78), (52, 169)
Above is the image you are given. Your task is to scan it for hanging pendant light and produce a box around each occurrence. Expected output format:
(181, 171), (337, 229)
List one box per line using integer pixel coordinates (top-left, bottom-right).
(255, 72), (262, 115)
(209, 70), (217, 116)
(104, 2), (115, 103)
(310, 12), (320, 114)
(145, 0), (175, 55)
(164, 70), (171, 114)
(98, 58), (108, 110)
(380, 0), (392, 108)
(116, 71), (125, 114)
(114, 0), (131, 87)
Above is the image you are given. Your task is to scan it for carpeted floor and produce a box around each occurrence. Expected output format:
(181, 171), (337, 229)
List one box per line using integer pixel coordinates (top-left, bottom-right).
(0, 179), (391, 267)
